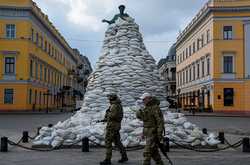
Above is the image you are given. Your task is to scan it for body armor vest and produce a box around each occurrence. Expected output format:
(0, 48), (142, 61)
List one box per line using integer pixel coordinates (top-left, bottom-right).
(141, 106), (156, 127)
(107, 103), (123, 123)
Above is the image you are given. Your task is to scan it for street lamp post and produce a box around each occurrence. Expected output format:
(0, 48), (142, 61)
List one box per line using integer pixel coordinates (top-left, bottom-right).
(176, 88), (181, 112)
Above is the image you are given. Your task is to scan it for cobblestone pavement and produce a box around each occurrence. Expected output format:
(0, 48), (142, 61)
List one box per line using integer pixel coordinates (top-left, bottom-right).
(1, 110), (250, 165)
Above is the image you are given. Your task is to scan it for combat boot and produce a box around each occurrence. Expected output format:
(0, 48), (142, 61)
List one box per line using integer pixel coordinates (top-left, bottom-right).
(118, 156), (129, 163)
(100, 159), (111, 165)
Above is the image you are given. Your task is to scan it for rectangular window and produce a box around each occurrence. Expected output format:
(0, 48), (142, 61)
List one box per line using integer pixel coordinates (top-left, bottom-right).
(178, 74), (179, 85)
(55, 73), (57, 85)
(224, 56), (233, 73)
(193, 42), (195, 54)
(5, 57), (15, 73)
(5, 24), (16, 38)
(193, 66), (195, 80)
(186, 48), (188, 58)
(60, 54), (62, 63)
(44, 67), (47, 81)
(186, 70), (188, 83)
(172, 55), (175, 61)
(197, 38), (200, 50)
(189, 45), (191, 56)
(52, 47), (54, 57)
(4, 89), (14, 104)
(189, 68), (191, 82)
(59, 75), (61, 87)
(223, 26), (232, 40)
(183, 72), (185, 84)
(58, 52), (60, 61)
(40, 36), (43, 49)
(201, 34), (204, 47)
(183, 51), (185, 61)
(49, 44), (51, 55)
(207, 29), (210, 43)
(180, 73), (182, 84)
(52, 71), (54, 85)
(35, 62), (38, 78)
(51, 94), (53, 105)
(30, 60), (33, 76)
(55, 49), (57, 59)
(40, 91), (42, 105)
(29, 89), (33, 104)
(31, 28), (34, 42)
(224, 88), (234, 106)
(36, 32), (39, 46)
(180, 53), (182, 62)
(178, 56), (179, 64)
(202, 61), (204, 77)
(207, 58), (210, 75)
(54, 95), (56, 105)
(35, 90), (37, 104)
(40, 65), (43, 80)
(43, 92), (46, 105)
(197, 63), (200, 79)
(48, 69), (51, 83)
(57, 74), (59, 87)
(45, 40), (47, 52)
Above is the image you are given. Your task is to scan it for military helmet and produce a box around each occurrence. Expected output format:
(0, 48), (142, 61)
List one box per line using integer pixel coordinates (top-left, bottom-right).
(107, 93), (118, 100)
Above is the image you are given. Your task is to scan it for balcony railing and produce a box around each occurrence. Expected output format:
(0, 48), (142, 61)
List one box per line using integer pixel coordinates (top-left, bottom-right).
(166, 77), (176, 81)
(68, 69), (75, 75)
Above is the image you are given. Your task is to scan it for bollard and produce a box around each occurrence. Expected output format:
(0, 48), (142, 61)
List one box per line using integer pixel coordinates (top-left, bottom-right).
(48, 124), (53, 128)
(219, 132), (224, 144)
(33, 104), (35, 111)
(39, 107), (41, 112)
(38, 127), (42, 135)
(1, 137), (8, 152)
(60, 108), (63, 112)
(82, 137), (89, 152)
(243, 137), (250, 152)
(50, 108), (52, 112)
(163, 137), (170, 152)
(202, 128), (207, 134)
(22, 131), (28, 143)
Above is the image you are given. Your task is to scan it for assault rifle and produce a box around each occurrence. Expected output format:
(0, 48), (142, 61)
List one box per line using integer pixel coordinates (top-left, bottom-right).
(97, 109), (110, 122)
(152, 129), (173, 165)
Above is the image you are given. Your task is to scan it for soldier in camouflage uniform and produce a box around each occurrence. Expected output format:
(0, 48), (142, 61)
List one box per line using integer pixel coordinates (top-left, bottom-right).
(136, 92), (164, 165)
(100, 93), (128, 165)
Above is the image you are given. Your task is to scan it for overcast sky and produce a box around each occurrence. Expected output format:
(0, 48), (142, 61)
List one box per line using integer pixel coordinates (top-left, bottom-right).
(34, 0), (209, 68)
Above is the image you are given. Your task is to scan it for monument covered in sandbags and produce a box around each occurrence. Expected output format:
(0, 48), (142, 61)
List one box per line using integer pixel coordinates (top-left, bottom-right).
(33, 6), (220, 148)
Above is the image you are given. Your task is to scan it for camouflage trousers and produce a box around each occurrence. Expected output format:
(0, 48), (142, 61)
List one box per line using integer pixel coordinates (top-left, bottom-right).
(143, 136), (164, 165)
(105, 129), (127, 160)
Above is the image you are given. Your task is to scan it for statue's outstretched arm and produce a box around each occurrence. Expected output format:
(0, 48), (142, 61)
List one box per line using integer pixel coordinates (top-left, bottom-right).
(102, 14), (119, 24)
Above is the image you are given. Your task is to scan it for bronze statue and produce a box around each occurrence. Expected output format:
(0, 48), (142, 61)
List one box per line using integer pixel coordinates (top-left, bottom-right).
(102, 5), (129, 24)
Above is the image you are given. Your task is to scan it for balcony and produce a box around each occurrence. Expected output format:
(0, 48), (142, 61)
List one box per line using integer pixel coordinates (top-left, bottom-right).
(84, 69), (90, 75)
(68, 69), (75, 75)
(77, 64), (83, 69)
(77, 77), (83, 83)
(166, 77), (176, 82)
(73, 72), (80, 78)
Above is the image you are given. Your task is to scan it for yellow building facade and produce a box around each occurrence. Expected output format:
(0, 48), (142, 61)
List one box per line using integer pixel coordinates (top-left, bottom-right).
(174, 0), (250, 115)
(0, 0), (78, 111)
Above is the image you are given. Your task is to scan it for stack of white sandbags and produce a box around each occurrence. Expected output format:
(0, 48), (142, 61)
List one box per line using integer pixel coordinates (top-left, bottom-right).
(33, 17), (220, 147)
(34, 106), (220, 148)
(80, 17), (166, 115)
